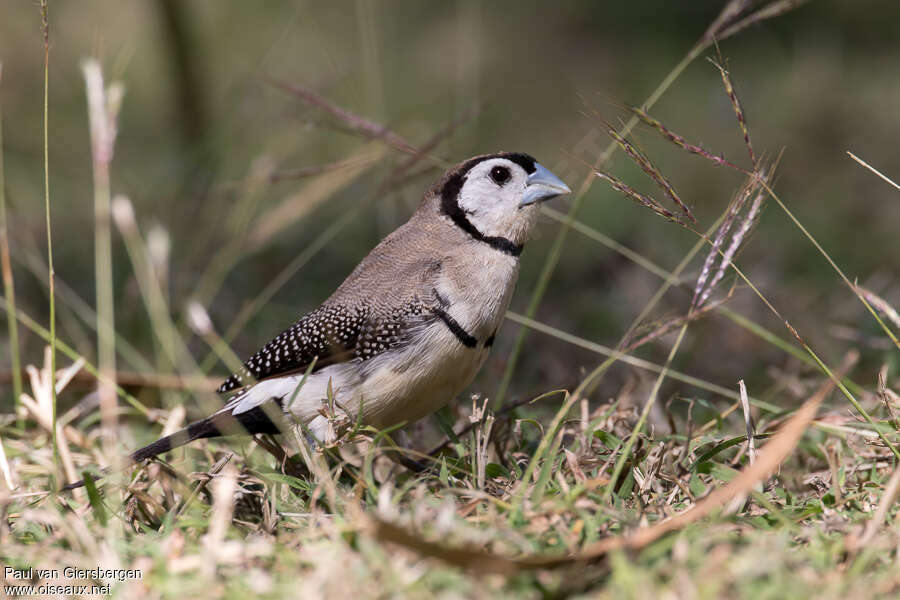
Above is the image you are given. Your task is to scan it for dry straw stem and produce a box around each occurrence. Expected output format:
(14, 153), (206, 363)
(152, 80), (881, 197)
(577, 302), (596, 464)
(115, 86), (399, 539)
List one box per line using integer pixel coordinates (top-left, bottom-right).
(112, 194), (217, 411)
(0, 427), (15, 490)
(701, 0), (754, 44)
(847, 151), (900, 192)
(202, 463), (238, 578)
(266, 77), (417, 155)
(713, 1), (814, 45)
(0, 368), (220, 392)
(83, 58), (124, 450)
(19, 346), (86, 489)
(370, 351), (855, 574)
(0, 63), (24, 418)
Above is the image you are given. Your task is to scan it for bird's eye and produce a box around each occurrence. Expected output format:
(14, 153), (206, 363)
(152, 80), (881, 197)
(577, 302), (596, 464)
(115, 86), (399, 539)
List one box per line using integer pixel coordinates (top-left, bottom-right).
(489, 165), (511, 186)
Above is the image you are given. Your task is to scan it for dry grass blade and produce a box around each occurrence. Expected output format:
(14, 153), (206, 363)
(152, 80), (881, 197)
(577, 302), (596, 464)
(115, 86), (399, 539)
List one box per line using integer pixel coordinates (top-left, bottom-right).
(19, 347), (86, 488)
(384, 105), (477, 183)
(267, 156), (376, 184)
(246, 143), (385, 251)
(0, 429), (15, 490)
(369, 517), (520, 576)
(202, 463), (238, 578)
(717, 0), (814, 42)
(739, 380), (757, 464)
(267, 77), (417, 154)
(847, 151), (900, 192)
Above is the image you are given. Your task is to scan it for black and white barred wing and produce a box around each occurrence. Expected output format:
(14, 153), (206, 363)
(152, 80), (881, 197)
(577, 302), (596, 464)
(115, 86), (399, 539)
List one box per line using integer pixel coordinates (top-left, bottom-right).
(217, 299), (430, 416)
(217, 304), (366, 395)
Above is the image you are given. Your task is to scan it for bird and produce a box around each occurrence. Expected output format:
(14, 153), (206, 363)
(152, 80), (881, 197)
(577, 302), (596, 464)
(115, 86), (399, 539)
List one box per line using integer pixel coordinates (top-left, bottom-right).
(72, 152), (570, 486)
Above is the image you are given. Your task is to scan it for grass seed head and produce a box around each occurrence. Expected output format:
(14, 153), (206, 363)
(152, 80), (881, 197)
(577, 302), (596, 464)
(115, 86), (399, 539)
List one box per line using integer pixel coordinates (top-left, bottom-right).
(604, 123), (697, 223)
(711, 56), (756, 167)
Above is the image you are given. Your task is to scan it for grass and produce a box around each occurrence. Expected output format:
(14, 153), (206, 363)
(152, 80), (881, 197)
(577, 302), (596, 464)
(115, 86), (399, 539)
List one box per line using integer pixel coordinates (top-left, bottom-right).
(2, 1), (900, 598)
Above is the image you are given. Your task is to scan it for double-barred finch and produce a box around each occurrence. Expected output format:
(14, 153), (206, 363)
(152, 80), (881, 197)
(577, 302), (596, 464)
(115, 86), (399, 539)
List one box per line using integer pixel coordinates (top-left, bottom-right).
(72, 153), (570, 486)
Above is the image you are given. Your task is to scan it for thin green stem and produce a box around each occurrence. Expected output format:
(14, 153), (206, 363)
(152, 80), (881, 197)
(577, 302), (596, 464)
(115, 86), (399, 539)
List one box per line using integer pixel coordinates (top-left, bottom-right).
(40, 0), (59, 482)
(757, 178), (899, 350)
(505, 311), (779, 413)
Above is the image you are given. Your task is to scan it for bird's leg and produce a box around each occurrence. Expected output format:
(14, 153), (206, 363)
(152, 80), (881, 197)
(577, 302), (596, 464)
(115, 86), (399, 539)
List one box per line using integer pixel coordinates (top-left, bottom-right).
(253, 434), (310, 480)
(382, 429), (429, 473)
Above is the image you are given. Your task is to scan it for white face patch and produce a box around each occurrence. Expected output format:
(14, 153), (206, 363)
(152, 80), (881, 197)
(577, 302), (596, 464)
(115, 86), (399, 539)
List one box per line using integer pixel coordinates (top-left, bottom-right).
(455, 158), (539, 243)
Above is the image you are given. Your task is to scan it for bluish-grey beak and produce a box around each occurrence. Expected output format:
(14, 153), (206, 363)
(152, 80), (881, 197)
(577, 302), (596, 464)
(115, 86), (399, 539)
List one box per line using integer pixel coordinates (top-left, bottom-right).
(520, 163), (571, 207)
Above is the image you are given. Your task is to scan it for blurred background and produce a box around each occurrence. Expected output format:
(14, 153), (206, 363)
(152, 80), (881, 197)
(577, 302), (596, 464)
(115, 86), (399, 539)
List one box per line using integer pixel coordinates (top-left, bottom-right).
(1, 1), (898, 422)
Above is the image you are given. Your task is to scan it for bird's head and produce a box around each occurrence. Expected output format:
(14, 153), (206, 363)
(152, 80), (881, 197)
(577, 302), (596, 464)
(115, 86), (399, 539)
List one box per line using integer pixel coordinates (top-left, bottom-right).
(433, 152), (571, 251)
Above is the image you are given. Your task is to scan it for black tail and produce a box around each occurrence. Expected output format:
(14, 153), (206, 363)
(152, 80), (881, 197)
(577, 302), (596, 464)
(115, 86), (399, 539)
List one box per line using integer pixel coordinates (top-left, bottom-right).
(63, 403), (283, 491)
(131, 404), (283, 462)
